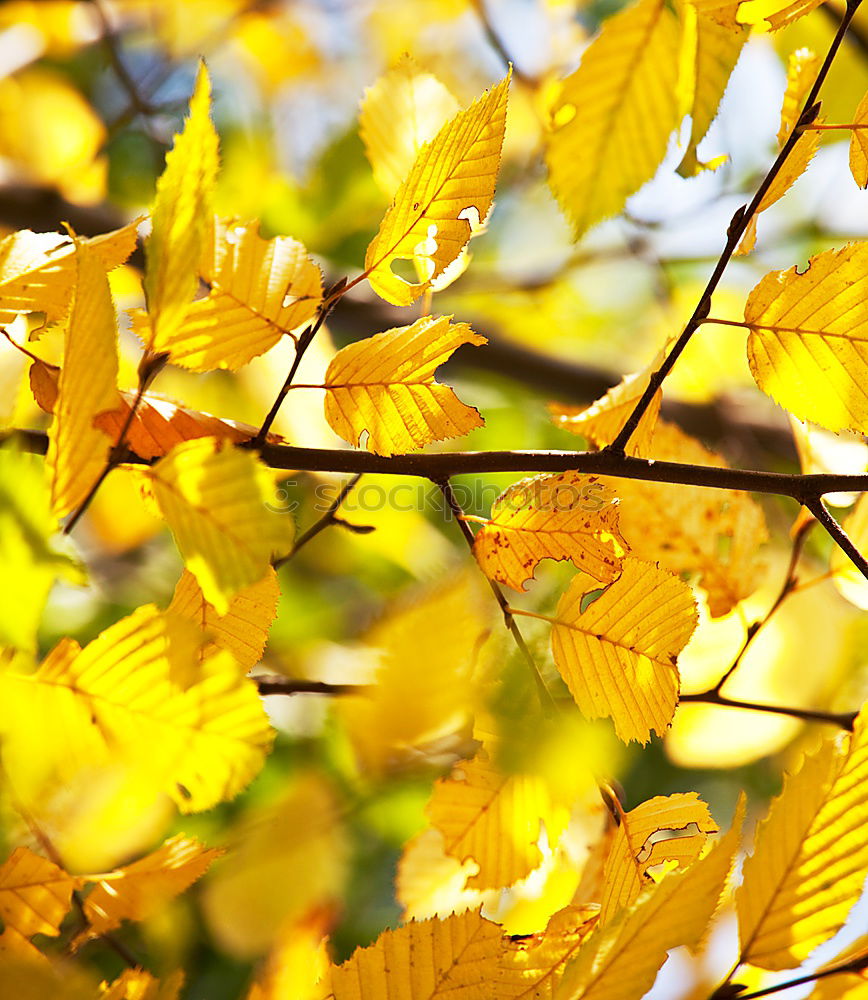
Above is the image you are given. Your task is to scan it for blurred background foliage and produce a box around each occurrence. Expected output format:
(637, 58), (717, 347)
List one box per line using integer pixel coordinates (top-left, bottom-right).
(2, 0), (868, 997)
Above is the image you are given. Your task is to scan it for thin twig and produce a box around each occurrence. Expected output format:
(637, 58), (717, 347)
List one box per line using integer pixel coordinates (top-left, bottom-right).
(273, 474), (363, 568)
(87, 0), (158, 119)
(435, 477), (557, 713)
(679, 691), (857, 730)
(469, 0), (537, 86)
(608, 0), (863, 455)
(806, 496), (868, 581)
(723, 952), (868, 999)
(255, 676), (370, 697)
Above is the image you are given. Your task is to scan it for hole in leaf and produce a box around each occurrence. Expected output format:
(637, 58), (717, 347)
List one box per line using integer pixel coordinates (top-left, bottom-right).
(390, 258), (419, 283)
(580, 588), (605, 613)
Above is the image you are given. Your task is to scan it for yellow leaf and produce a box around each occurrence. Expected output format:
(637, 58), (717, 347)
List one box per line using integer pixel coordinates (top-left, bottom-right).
(0, 954), (97, 999)
(745, 243), (868, 433)
(323, 908), (507, 999)
(549, 359), (662, 457)
(599, 792), (718, 922)
(360, 56), (460, 199)
(323, 315), (485, 455)
(246, 910), (331, 1000)
(472, 473), (626, 591)
(148, 437), (294, 614)
(425, 744), (570, 890)
(396, 827), (485, 923)
(201, 775), (347, 958)
(736, 703), (868, 970)
(0, 847), (75, 958)
(167, 567), (280, 670)
(145, 62), (219, 353)
(0, 222), (138, 327)
(546, 0), (682, 238)
(75, 835), (221, 947)
(602, 421), (768, 617)
(337, 573), (492, 775)
(363, 74), (509, 306)
(736, 0), (824, 30)
(850, 90), (868, 188)
(13, 604), (273, 811)
(555, 796), (743, 1000)
(778, 48), (820, 144)
(46, 238), (118, 517)
(550, 558), (698, 743)
(100, 968), (185, 1000)
(677, 1), (748, 177)
(132, 218), (322, 371)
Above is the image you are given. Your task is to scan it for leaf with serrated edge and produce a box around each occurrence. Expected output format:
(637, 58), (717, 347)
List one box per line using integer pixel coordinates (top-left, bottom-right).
(745, 243), (868, 434)
(148, 437), (294, 614)
(472, 473), (625, 591)
(0, 847), (75, 957)
(46, 239), (118, 517)
(850, 91), (868, 189)
(737, 703), (868, 970)
(145, 62), (219, 354)
(323, 315), (485, 456)
(132, 218), (322, 371)
(546, 0), (681, 238)
(736, 0), (824, 30)
(364, 74), (508, 306)
(551, 558), (697, 743)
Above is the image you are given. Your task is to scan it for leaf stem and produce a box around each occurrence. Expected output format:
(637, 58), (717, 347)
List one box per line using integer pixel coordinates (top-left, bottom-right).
(607, 0), (863, 455)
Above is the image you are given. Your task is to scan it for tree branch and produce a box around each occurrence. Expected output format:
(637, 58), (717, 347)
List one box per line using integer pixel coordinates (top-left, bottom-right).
(720, 951), (868, 999)
(679, 691), (858, 730)
(255, 676), (370, 697)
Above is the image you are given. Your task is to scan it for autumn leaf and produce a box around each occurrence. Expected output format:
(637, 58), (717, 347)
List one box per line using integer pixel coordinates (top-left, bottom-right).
(100, 969), (185, 1000)
(599, 792), (718, 922)
(850, 91), (868, 188)
(472, 473), (626, 591)
(131, 218), (322, 371)
(323, 314), (486, 455)
(246, 910), (331, 1000)
(550, 558), (698, 743)
(144, 62), (219, 354)
(425, 744), (570, 890)
(167, 567), (280, 670)
(736, 703), (868, 970)
(147, 437), (294, 614)
(546, 0), (682, 238)
(75, 835), (221, 947)
(0, 847), (75, 957)
(735, 0), (824, 30)
(360, 56), (460, 198)
(745, 243), (868, 434)
(363, 73), (508, 306)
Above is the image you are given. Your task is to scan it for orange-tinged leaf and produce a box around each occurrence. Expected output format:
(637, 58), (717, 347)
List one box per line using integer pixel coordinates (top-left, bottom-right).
(147, 437), (294, 614)
(45, 239), (118, 517)
(360, 56), (460, 198)
(323, 908), (507, 999)
(131, 218), (322, 371)
(100, 968), (185, 1000)
(0, 847), (75, 957)
(75, 835), (221, 946)
(550, 558), (698, 743)
(472, 473), (625, 591)
(246, 910), (331, 1000)
(599, 792), (718, 922)
(736, 703), (868, 970)
(0, 221), (138, 326)
(745, 243), (868, 434)
(850, 91), (868, 188)
(554, 796), (743, 999)
(546, 0), (681, 238)
(144, 62), (219, 353)
(167, 567), (280, 670)
(425, 744), (569, 890)
(323, 315), (486, 455)
(363, 74), (508, 306)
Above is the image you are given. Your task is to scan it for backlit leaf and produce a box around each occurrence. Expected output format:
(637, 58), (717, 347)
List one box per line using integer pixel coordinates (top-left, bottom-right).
(360, 56), (460, 198)
(363, 74), (508, 306)
(425, 745), (570, 890)
(546, 0), (681, 238)
(550, 558), (698, 743)
(736, 703), (868, 970)
(75, 835), (221, 946)
(851, 91), (868, 189)
(132, 218), (322, 371)
(599, 792), (718, 922)
(246, 910), (331, 1000)
(323, 314), (485, 455)
(0, 847), (75, 957)
(736, 0), (824, 30)
(144, 62), (219, 354)
(807, 936), (868, 999)
(147, 437), (294, 614)
(472, 473), (625, 591)
(45, 238), (118, 518)
(745, 243), (868, 433)
(100, 969), (185, 1000)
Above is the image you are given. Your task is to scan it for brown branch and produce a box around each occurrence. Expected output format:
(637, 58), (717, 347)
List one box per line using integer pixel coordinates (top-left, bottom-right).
(469, 0), (538, 86)
(272, 473), (364, 568)
(609, 0), (863, 454)
(805, 496), (868, 582)
(679, 691), (858, 730)
(720, 951), (868, 999)
(255, 676), (369, 697)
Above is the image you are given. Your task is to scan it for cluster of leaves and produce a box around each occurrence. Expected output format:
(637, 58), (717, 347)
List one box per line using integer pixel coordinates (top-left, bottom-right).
(2, 1), (868, 999)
